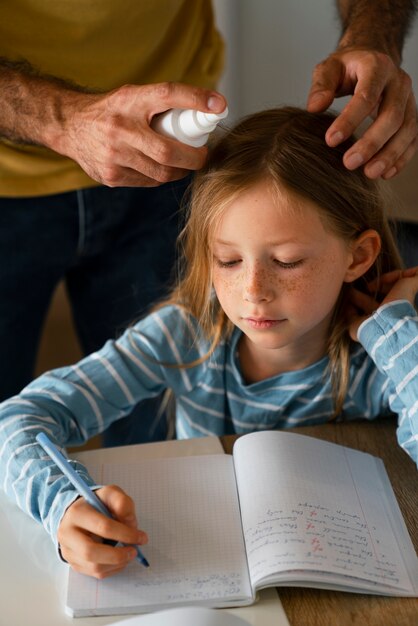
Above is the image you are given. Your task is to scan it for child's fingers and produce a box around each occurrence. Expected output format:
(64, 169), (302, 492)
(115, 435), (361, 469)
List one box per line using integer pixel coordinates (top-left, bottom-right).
(346, 288), (379, 342)
(62, 533), (138, 567)
(58, 497), (141, 579)
(367, 271), (399, 295)
(59, 522), (139, 565)
(96, 484), (140, 531)
(71, 562), (127, 579)
(400, 266), (418, 277)
(363, 267), (418, 308)
(347, 268), (418, 343)
(57, 485), (148, 579)
(65, 499), (147, 546)
(367, 267), (418, 293)
(62, 542), (136, 579)
(349, 287), (379, 314)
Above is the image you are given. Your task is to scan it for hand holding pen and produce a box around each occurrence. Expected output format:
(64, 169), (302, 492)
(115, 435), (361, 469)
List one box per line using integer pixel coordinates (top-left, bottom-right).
(36, 433), (149, 579)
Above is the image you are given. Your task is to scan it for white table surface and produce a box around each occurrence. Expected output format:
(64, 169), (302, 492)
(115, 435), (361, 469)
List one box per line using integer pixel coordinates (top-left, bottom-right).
(0, 437), (289, 626)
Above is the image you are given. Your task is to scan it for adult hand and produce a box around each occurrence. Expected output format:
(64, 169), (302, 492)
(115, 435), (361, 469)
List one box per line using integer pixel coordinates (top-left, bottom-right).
(307, 48), (417, 179)
(347, 267), (418, 341)
(54, 82), (227, 187)
(58, 484), (148, 579)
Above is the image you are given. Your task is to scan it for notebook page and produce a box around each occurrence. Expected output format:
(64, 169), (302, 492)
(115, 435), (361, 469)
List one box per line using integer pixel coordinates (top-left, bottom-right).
(232, 431), (417, 595)
(66, 455), (253, 616)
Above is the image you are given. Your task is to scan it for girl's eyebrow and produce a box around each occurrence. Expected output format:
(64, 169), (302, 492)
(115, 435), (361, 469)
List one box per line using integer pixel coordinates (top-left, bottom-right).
(213, 237), (303, 246)
(212, 239), (235, 246)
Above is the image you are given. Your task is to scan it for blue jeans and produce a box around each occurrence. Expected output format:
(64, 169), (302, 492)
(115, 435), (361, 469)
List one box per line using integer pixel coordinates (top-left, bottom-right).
(0, 179), (190, 446)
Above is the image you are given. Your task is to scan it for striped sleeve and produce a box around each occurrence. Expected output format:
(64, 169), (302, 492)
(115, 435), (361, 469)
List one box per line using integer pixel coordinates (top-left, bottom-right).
(0, 305), (201, 546)
(358, 299), (418, 468)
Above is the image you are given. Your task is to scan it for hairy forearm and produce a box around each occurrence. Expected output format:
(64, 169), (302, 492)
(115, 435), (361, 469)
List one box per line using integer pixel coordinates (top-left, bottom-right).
(0, 58), (91, 152)
(0, 59), (227, 187)
(336, 0), (417, 63)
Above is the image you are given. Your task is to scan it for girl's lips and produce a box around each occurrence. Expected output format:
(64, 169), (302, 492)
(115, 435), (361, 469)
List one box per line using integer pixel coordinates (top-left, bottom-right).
(244, 317), (285, 329)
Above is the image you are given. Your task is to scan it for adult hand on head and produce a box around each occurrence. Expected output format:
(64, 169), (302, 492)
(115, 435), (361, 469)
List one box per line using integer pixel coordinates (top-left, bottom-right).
(55, 82), (227, 187)
(347, 267), (418, 341)
(306, 48), (417, 180)
(58, 484), (148, 579)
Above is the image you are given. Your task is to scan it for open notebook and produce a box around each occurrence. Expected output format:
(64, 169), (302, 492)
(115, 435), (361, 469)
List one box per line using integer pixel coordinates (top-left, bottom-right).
(66, 431), (418, 617)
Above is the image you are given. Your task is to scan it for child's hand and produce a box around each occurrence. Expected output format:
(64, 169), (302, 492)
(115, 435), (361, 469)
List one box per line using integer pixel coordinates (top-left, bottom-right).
(347, 267), (418, 342)
(57, 484), (148, 579)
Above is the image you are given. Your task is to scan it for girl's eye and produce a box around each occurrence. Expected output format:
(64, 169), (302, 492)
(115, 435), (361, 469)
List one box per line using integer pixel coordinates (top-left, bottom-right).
(215, 258), (240, 268)
(274, 259), (303, 269)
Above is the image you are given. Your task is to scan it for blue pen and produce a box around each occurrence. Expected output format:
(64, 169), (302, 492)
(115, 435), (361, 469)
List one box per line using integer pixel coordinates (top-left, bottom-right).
(36, 432), (149, 568)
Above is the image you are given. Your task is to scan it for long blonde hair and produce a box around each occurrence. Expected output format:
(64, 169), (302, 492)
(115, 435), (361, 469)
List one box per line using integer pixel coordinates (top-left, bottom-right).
(160, 107), (402, 417)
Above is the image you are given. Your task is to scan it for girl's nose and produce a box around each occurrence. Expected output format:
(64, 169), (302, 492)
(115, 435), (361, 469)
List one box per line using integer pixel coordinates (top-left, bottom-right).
(243, 267), (274, 303)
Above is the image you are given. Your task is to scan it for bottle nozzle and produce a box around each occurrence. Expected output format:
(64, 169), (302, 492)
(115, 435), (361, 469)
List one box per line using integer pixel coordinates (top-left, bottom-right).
(196, 107), (229, 128)
(152, 104), (228, 147)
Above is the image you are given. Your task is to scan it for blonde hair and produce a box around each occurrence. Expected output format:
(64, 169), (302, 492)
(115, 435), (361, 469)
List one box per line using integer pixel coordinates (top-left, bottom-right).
(159, 106), (403, 418)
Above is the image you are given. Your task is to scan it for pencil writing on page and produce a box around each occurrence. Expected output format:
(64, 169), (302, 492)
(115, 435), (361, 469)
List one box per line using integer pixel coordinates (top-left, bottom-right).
(35, 432), (150, 568)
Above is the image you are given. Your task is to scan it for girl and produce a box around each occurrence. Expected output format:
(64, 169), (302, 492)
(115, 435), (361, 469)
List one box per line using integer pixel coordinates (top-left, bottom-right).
(0, 107), (417, 579)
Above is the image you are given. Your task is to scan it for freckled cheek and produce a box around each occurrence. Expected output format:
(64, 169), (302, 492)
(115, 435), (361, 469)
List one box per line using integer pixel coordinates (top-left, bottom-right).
(278, 280), (316, 315)
(280, 263), (337, 304)
(278, 267), (319, 297)
(292, 261), (344, 306)
(212, 272), (237, 300)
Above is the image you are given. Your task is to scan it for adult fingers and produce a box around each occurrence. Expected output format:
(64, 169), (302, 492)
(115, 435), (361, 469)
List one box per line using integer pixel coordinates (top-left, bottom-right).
(63, 83), (224, 187)
(129, 81), (227, 118)
(344, 86), (417, 179)
(84, 112), (206, 184)
(97, 137), (204, 186)
(306, 56), (344, 113)
(383, 135), (417, 180)
(110, 82), (225, 171)
(133, 127), (208, 171)
(325, 54), (400, 145)
(311, 50), (417, 178)
(93, 156), (191, 188)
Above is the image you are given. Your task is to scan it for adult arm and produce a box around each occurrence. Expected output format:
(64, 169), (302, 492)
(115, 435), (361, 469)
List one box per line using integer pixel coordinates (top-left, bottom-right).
(307, 0), (417, 179)
(0, 58), (227, 187)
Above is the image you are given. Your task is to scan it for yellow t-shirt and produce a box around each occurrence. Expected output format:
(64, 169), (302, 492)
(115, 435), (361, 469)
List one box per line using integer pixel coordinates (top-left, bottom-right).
(0, 0), (224, 197)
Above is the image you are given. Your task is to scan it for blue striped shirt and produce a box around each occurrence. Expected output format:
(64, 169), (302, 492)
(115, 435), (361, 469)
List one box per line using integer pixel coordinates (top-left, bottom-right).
(0, 299), (417, 549)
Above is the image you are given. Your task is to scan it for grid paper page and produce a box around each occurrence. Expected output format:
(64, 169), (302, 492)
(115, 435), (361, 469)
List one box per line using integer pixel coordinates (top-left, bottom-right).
(233, 431), (417, 595)
(66, 455), (253, 616)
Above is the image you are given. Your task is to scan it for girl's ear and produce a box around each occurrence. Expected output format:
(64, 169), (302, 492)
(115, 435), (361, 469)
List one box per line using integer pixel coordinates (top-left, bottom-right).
(344, 229), (381, 283)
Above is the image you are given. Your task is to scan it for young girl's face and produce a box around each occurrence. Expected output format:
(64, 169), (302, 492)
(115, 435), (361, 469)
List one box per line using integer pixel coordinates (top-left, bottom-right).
(211, 181), (355, 372)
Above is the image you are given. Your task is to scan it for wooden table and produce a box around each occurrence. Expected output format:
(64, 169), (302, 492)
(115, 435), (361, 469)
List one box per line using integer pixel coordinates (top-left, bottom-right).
(221, 418), (418, 626)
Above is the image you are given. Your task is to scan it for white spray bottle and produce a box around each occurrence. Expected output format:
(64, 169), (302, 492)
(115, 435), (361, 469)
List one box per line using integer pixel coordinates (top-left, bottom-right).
(152, 106), (228, 147)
